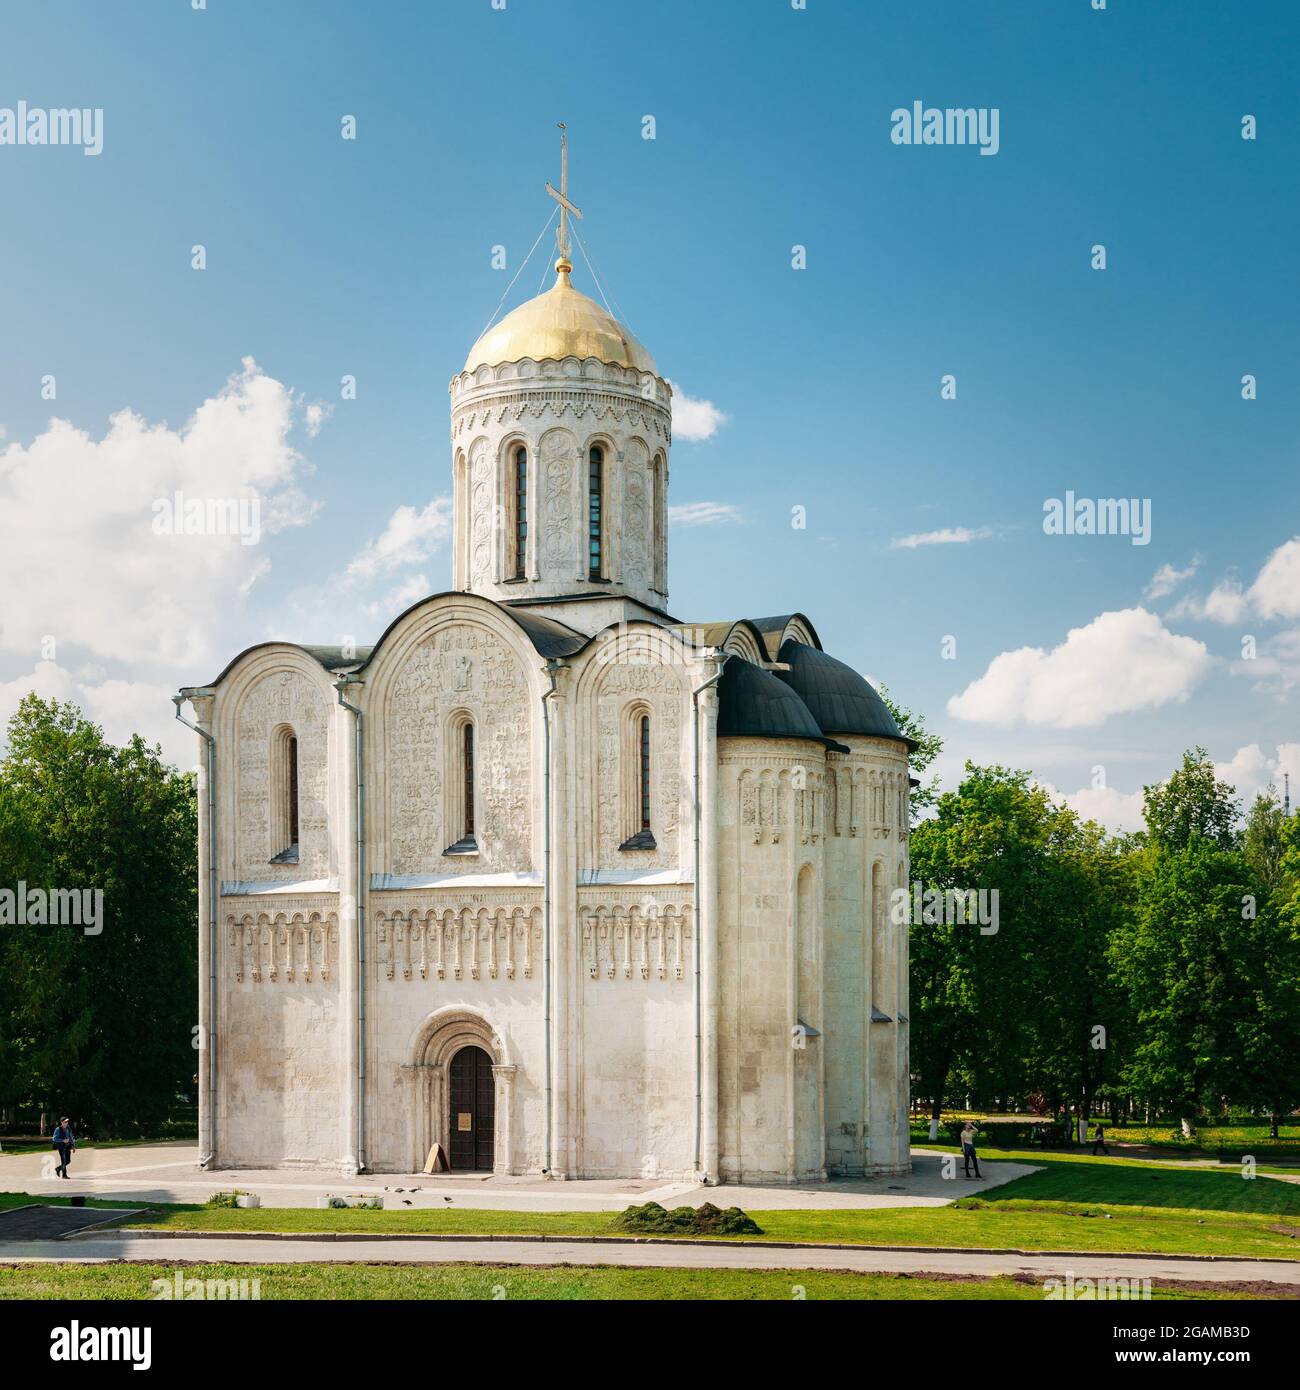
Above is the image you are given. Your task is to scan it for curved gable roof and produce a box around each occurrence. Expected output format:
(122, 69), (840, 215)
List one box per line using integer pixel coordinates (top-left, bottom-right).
(775, 640), (916, 750)
(201, 592), (587, 689)
(717, 657), (848, 751)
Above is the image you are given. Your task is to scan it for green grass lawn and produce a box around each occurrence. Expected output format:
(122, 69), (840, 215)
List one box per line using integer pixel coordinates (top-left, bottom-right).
(7, 1151), (1299, 1263)
(0, 1261), (1282, 1301)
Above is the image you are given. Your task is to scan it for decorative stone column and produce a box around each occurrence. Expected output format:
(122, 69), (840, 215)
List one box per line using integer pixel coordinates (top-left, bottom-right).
(337, 699), (360, 1175)
(698, 674), (721, 1183)
(492, 1064), (517, 1175)
(190, 693), (216, 1169)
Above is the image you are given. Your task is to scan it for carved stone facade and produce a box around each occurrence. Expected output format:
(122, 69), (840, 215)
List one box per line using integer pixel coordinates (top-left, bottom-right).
(189, 253), (910, 1184)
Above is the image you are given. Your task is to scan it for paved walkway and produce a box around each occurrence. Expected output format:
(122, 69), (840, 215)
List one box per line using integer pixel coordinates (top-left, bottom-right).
(0, 1143), (1037, 1213)
(2, 1231), (1297, 1287)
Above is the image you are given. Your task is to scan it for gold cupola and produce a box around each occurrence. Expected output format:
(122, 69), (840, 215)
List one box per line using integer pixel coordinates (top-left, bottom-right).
(462, 260), (657, 376)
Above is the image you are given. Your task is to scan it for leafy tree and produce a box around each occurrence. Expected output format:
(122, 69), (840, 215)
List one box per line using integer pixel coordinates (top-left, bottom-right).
(877, 684), (941, 818)
(1143, 746), (1239, 852)
(0, 695), (197, 1135)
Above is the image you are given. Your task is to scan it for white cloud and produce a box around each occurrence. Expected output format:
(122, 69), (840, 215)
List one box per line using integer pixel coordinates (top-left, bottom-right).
(1144, 556), (1199, 601)
(947, 607), (1212, 729)
(1248, 537), (1300, 621)
(0, 661), (192, 769)
(1036, 741), (1300, 835)
(890, 525), (992, 550)
(345, 497), (452, 584)
(1037, 779), (1147, 835)
(1167, 536), (1300, 625)
(1213, 742), (1300, 809)
(1170, 579), (1248, 623)
(668, 500), (742, 528)
(364, 573), (431, 619)
(0, 357), (318, 670)
(666, 382), (727, 442)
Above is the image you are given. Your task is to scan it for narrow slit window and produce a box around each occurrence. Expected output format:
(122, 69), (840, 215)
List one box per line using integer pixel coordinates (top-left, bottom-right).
(513, 446), (527, 578)
(270, 726), (299, 863)
(588, 446), (603, 578)
(463, 722), (475, 839)
(639, 716), (651, 832)
(287, 736), (299, 847)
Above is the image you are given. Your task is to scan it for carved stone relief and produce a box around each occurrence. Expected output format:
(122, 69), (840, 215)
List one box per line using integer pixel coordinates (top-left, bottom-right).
(386, 624), (531, 875)
(235, 669), (330, 880)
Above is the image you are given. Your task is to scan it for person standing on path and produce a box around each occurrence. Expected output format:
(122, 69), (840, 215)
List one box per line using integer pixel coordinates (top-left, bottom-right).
(1090, 1122), (1110, 1156)
(960, 1121), (982, 1179)
(51, 1116), (76, 1179)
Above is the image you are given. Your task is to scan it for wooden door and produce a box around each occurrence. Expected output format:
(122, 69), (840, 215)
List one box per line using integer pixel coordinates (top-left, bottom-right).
(448, 1045), (495, 1171)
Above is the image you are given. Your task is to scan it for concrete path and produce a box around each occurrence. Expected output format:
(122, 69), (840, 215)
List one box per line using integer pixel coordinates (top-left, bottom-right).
(2, 1231), (1297, 1288)
(0, 1143), (1038, 1213)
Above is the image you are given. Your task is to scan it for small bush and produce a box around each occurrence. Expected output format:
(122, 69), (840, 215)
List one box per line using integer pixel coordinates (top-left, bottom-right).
(205, 1191), (246, 1209)
(609, 1200), (762, 1236)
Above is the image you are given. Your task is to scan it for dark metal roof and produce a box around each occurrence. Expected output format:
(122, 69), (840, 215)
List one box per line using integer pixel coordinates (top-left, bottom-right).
(747, 613), (823, 659)
(775, 640), (917, 751)
(201, 641), (373, 689)
(717, 657), (848, 751)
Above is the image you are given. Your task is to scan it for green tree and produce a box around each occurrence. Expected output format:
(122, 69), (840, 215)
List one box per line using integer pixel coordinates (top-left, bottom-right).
(0, 695), (197, 1135)
(877, 685), (942, 818)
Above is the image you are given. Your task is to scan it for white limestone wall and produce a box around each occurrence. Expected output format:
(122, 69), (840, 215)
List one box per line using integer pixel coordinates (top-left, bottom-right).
(715, 737), (829, 1184)
(576, 938), (694, 1179)
(207, 648), (350, 1169)
(448, 358), (672, 611)
(821, 736), (912, 1176)
(363, 898), (547, 1174)
(216, 895), (343, 1167)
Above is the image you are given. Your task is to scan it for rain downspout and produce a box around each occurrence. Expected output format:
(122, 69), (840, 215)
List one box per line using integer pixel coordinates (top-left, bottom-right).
(174, 692), (217, 1168)
(335, 675), (367, 1172)
(541, 658), (565, 1174)
(691, 655), (727, 1180)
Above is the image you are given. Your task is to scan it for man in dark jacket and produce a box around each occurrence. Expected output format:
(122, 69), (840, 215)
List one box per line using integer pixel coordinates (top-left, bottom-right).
(51, 1117), (76, 1178)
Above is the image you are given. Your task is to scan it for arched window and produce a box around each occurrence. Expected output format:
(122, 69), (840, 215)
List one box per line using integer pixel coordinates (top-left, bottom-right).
(513, 445), (528, 579)
(639, 715), (651, 832)
(588, 445), (604, 579)
(651, 453), (667, 594)
(270, 725), (299, 863)
(619, 705), (655, 850)
(463, 722), (475, 838)
(444, 713), (478, 855)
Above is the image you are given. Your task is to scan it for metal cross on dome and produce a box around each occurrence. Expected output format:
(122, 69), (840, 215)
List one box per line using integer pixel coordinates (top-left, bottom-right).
(545, 122), (583, 266)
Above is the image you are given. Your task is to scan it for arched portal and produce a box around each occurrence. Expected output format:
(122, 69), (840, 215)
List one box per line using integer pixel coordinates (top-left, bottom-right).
(448, 1045), (495, 1171)
(407, 1009), (514, 1174)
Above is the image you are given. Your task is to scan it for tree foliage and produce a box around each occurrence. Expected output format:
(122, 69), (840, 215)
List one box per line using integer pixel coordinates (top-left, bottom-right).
(0, 695), (197, 1134)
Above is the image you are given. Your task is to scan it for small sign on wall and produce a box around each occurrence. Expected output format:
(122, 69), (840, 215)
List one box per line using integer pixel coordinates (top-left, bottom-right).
(457, 1112), (472, 1132)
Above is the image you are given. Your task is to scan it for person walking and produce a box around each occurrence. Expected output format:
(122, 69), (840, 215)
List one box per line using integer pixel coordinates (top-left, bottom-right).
(960, 1120), (982, 1179)
(51, 1116), (76, 1179)
(1090, 1122), (1109, 1156)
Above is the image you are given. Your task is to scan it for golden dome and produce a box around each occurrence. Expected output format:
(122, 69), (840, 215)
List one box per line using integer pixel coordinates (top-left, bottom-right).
(463, 262), (657, 376)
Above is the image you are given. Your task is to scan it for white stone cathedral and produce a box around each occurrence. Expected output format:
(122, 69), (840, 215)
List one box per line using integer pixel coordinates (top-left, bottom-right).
(179, 167), (914, 1183)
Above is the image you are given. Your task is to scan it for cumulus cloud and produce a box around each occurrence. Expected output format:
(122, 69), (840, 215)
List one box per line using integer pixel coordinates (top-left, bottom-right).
(1037, 779), (1147, 835)
(345, 498), (453, 584)
(1038, 742), (1300, 835)
(668, 501), (742, 528)
(667, 382), (727, 442)
(1248, 537), (1300, 621)
(947, 608), (1212, 729)
(1168, 536), (1300, 625)
(1144, 556), (1200, 601)
(1208, 742), (1300, 808)
(890, 525), (992, 550)
(0, 357), (318, 670)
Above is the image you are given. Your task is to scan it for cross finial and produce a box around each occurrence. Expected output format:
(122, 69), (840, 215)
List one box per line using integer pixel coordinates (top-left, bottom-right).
(545, 122), (583, 279)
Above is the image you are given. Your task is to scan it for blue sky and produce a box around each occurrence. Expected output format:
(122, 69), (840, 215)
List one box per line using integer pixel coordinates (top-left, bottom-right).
(0, 0), (1296, 825)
